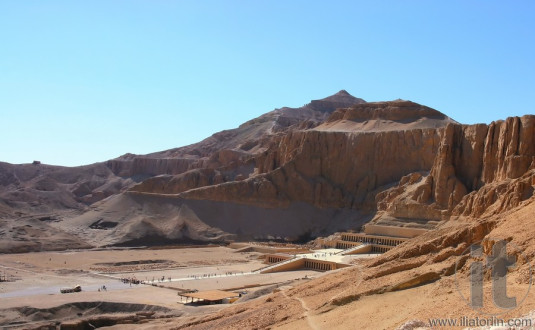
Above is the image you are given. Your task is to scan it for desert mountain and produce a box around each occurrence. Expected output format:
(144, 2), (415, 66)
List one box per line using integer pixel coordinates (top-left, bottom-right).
(1, 91), (533, 254)
(173, 116), (535, 329)
(0, 91), (365, 251)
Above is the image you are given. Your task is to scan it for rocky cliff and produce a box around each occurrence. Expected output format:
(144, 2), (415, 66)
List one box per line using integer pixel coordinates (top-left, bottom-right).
(180, 127), (442, 209)
(0, 91), (533, 251)
(142, 100), (455, 210)
(374, 115), (535, 224)
(109, 90), (365, 178)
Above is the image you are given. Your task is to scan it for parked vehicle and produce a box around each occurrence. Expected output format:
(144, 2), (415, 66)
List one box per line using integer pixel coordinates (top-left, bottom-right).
(60, 285), (82, 294)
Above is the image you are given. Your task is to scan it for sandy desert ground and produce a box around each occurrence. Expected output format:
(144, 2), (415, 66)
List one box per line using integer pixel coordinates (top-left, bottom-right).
(0, 246), (322, 328)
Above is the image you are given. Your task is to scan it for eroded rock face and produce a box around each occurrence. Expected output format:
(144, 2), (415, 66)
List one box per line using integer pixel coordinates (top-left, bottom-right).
(175, 101), (460, 214)
(106, 157), (198, 178)
(327, 100), (451, 123)
(0, 162), (133, 214)
(316, 100), (458, 132)
(1, 91), (364, 216)
(481, 116), (535, 183)
(375, 172), (442, 221)
(108, 90), (366, 179)
(1, 90), (533, 250)
(374, 116), (535, 221)
(452, 170), (535, 218)
(432, 117), (535, 216)
(182, 128), (442, 210)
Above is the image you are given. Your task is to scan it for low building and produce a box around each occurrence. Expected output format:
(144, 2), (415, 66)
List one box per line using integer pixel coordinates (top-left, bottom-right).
(178, 290), (241, 305)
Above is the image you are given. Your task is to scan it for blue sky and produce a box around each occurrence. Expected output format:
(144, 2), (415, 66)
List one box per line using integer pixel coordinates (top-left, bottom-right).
(1, 1), (533, 166)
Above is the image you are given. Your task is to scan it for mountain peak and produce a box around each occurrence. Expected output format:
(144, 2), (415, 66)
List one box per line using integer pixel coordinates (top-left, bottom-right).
(309, 90), (366, 112)
(335, 89), (350, 96)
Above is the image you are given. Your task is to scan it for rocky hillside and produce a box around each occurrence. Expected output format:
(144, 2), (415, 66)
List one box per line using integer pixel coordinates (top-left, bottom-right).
(169, 116), (535, 327)
(171, 196), (535, 329)
(0, 91), (533, 252)
(0, 91), (366, 250)
(106, 90), (366, 178)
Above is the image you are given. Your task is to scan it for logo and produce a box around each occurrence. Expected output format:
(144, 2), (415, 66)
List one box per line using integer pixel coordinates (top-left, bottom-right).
(455, 239), (532, 315)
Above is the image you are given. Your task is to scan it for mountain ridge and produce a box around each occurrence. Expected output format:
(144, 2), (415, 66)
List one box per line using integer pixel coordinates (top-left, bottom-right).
(1, 91), (533, 253)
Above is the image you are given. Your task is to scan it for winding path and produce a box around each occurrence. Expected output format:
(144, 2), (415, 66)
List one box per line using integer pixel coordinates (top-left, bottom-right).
(282, 289), (319, 330)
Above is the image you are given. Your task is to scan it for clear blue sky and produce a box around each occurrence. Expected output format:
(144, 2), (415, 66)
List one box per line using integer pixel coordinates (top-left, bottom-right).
(1, 1), (533, 166)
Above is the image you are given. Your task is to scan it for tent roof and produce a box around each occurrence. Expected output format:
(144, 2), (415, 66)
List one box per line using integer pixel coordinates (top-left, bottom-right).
(180, 290), (239, 301)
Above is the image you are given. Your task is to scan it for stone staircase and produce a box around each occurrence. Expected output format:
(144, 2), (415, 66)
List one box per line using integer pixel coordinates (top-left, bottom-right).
(252, 256), (300, 274)
(336, 243), (371, 255)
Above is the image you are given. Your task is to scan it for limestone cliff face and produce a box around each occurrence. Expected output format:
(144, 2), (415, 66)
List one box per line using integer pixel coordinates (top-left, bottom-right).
(481, 116), (535, 182)
(0, 91), (365, 223)
(133, 101), (463, 215)
(450, 116), (535, 217)
(180, 113), (446, 210)
(327, 100), (451, 123)
(108, 90), (365, 180)
(106, 157), (198, 177)
(375, 115), (535, 221)
(431, 116), (535, 194)
(432, 116), (535, 217)
(2, 90), (534, 250)
(128, 164), (255, 195)
(452, 170), (534, 218)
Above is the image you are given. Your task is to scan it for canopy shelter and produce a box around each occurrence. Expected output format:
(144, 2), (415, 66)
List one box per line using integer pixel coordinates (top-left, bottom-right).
(178, 290), (240, 305)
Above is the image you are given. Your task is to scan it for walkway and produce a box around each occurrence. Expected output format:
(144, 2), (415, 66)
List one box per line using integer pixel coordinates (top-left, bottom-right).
(282, 288), (319, 330)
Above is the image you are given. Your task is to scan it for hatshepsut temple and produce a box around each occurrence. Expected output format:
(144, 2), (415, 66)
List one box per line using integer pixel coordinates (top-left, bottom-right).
(231, 224), (429, 274)
(168, 223), (431, 308)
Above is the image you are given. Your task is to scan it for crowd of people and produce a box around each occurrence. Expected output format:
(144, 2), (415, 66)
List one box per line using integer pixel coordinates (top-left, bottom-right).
(120, 277), (143, 285)
(187, 271), (245, 280)
(117, 270), (247, 287)
(119, 275), (174, 286)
